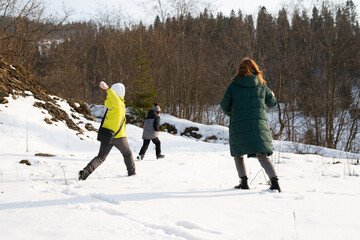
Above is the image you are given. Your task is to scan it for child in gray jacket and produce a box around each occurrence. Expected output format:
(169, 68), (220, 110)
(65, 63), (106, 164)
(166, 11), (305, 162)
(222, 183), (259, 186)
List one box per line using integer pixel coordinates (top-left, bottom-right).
(137, 103), (165, 160)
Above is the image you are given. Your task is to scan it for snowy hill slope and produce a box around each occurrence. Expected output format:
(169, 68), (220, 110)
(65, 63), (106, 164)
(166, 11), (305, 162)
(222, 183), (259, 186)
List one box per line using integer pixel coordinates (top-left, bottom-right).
(160, 113), (360, 159)
(1, 92), (360, 240)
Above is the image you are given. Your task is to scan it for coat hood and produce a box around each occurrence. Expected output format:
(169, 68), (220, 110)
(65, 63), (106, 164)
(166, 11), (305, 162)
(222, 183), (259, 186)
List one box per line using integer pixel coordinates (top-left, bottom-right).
(233, 75), (260, 88)
(111, 83), (125, 98)
(146, 109), (158, 119)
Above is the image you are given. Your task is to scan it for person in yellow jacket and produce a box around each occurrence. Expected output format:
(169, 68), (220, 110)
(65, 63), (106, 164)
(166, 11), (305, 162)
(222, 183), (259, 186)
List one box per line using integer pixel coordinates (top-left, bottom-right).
(79, 81), (136, 180)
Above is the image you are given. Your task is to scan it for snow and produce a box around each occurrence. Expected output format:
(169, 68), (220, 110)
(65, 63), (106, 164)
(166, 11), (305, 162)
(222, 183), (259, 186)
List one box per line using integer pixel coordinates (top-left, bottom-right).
(160, 113), (230, 143)
(1, 93), (360, 240)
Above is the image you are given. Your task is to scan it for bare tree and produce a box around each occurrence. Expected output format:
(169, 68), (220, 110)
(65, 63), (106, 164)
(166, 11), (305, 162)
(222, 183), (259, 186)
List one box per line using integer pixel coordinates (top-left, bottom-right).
(0, 0), (71, 65)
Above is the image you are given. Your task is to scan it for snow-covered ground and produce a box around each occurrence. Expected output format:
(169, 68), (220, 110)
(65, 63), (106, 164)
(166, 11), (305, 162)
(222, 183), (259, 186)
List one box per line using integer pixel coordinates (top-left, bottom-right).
(1, 93), (360, 240)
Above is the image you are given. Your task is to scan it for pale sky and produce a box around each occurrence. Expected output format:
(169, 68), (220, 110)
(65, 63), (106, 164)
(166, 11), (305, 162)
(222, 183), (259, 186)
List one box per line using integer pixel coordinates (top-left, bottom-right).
(43, 0), (360, 24)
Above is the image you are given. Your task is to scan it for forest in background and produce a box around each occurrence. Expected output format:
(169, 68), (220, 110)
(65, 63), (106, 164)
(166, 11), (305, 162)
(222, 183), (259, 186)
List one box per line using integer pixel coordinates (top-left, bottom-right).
(0, 0), (359, 153)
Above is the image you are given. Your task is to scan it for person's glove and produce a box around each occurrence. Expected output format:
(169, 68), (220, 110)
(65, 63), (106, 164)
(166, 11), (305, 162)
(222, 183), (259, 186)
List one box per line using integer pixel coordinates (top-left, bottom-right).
(100, 81), (109, 90)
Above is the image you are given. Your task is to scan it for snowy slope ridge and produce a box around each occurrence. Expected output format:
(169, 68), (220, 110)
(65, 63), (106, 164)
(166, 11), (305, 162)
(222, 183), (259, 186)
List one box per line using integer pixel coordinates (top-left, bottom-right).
(160, 113), (360, 159)
(88, 104), (360, 159)
(1, 93), (360, 240)
(0, 93), (98, 154)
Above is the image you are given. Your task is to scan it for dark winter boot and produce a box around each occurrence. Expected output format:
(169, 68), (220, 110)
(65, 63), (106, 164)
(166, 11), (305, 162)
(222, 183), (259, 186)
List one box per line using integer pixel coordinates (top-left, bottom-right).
(127, 165), (136, 176)
(234, 176), (250, 189)
(156, 154), (165, 159)
(137, 155), (144, 161)
(78, 169), (90, 181)
(269, 177), (281, 192)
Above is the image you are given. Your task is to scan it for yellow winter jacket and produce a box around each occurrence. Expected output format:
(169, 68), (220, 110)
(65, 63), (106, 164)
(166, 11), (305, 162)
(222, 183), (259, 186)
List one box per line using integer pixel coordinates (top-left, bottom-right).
(102, 88), (127, 138)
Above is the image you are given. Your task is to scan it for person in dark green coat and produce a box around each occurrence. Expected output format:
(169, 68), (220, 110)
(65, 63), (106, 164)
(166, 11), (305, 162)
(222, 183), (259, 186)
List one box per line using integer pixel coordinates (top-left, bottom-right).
(221, 58), (281, 192)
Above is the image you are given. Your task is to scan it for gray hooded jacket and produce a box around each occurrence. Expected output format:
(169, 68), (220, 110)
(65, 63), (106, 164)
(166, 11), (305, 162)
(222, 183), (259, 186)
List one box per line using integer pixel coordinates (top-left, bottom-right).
(142, 110), (160, 140)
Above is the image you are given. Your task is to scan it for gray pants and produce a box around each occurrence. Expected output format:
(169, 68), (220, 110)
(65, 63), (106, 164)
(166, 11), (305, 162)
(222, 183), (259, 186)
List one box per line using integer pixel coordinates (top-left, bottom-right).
(85, 137), (135, 175)
(234, 153), (277, 179)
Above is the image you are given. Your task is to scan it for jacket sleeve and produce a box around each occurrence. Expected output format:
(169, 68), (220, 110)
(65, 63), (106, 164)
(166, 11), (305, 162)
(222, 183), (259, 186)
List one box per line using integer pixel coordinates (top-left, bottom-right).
(153, 116), (160, 131)
(265, 86), (277, 108)
(105, 89), (121, 109)
(220, 85), (232, 116)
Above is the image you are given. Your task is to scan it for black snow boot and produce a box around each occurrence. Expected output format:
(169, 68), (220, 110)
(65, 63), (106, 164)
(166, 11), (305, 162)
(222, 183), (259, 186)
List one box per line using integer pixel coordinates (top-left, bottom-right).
(269, 177), (281, 192)
(156, 154), (165, 159)
(78, 169), (90, 181)
(127, 165), (136, 176)
(234, 176), (250, 189)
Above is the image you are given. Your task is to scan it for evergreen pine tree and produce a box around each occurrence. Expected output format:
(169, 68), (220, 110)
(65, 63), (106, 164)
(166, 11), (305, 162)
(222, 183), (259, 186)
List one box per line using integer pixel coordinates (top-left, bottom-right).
(130, 49), (158, 124)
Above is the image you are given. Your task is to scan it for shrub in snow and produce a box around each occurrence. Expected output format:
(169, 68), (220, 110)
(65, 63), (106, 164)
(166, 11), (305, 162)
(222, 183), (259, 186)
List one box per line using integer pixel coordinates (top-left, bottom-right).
(180, 127), (202, 139)
(160, 123), (178, 134)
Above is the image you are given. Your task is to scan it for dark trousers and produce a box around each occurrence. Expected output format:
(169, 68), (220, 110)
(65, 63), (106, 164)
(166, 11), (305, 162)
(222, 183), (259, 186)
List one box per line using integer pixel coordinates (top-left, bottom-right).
(139, 137), (161, 156)
(85, 137), (135, 175)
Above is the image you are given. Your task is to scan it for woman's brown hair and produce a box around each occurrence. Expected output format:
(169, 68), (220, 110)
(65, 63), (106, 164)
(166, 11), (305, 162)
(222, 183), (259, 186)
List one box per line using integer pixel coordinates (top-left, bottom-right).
(233, 58), (266, 84)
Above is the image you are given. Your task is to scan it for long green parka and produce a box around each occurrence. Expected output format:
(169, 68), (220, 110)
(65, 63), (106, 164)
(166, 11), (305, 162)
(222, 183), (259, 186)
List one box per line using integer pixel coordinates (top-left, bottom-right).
(221, 75), (276, 157)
